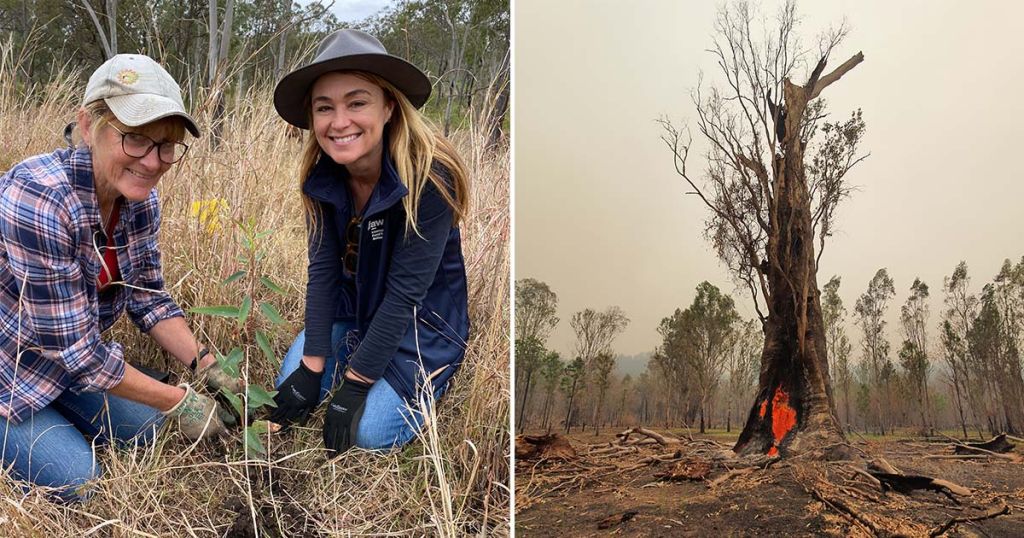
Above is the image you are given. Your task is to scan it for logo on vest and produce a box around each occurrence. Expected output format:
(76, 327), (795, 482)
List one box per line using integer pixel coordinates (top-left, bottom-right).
(366, 218), (385, 241)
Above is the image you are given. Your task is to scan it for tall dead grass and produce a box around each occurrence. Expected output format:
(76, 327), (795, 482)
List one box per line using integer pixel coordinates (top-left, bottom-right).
(0, 40), (509, 536)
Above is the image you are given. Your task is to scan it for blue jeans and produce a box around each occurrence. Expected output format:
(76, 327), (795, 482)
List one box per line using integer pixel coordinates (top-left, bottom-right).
(0, 390), (163, 502)
(277, 322), (437, 450)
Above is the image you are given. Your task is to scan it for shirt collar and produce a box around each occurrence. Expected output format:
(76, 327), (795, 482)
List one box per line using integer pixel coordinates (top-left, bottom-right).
(303, 139), (410, 217)
(68, 146), (102, 231)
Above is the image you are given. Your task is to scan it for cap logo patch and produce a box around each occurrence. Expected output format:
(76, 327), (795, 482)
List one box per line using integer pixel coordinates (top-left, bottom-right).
(117, 69), (139, 85)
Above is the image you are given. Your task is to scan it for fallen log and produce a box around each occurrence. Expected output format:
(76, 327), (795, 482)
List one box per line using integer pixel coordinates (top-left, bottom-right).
(928, 503), (1009, 537)
(616, 427), (682, 446)
(866, 457), (972, 498)
(952, 433), (1015, 455)
(516, 434), (577, 461)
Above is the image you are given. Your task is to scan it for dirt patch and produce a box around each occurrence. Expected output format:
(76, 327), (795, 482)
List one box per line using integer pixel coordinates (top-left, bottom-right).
(516, 430), (1024, 537)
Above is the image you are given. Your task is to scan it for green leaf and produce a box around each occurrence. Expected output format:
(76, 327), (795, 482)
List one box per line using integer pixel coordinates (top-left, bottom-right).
(255, 229), (274, 240)
(241, 233), (253, 252)
(244, 424), (267, 456)
(254, 250), (267, 263)
(238, 295), (253, 327)
(259, 276), (286, 295)
(189, 306), (240, 319)
(246, 384), (278, 409)
(216, 347), (243, 378)
(219, 387), (244, 418)
(255, 330), (275, 363)
(221, 270), (246, 285)
(259, 302), (286, 325)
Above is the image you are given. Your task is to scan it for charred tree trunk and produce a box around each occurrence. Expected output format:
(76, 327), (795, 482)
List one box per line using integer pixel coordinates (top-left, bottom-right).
(733, 57), (862, 457)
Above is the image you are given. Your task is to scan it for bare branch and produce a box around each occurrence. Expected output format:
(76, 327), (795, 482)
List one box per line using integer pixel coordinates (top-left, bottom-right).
(809, 52), (864, 99)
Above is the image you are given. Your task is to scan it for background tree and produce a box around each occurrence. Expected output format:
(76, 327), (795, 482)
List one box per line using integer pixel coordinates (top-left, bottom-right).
(989, 258), (1024, 434)
(615, 373), (633, 425)
(969, 259), (1024, 434)
(854, 268), (895, 435)
(537, 350), (563, 433)
(0, 0), (508, 149)
(659, 282), (738, 433)
(725, 318), (762, 433)
(514, 336), (544, 430)
(653, 326), (697, 427)
(660, 0), (866, 456)
(560, 356), (585, 433)
(589, 351), (616, 434)
(899, 278), (932, 433)
(569, 306), (628, 431)
(822, 275), (853, 428)
(514, 278), (560, 430)
(515, 278), (559, 343)
(942, 261), (981, 438)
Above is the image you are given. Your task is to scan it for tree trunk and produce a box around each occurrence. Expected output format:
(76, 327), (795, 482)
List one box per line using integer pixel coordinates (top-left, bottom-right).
(106, 0), (117, 54)
(517, 373), (533, 431)
(564, 379), (578, 434)
(486, 52), (510, 151)
(733, 77), (848, 458)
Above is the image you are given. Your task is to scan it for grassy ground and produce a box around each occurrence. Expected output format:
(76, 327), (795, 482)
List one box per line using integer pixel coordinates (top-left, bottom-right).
(0, 45), (509, 536)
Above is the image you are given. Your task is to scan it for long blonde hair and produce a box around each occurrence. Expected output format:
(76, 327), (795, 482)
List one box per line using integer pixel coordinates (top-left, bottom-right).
(297, 71), (469, 237)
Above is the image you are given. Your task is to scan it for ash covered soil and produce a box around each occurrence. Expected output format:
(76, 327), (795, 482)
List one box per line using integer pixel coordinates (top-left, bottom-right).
(515, 429), (1024, 537)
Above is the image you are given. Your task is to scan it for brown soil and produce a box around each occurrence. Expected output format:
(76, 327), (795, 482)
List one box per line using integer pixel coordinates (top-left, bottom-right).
(515, 429), (1024, 537)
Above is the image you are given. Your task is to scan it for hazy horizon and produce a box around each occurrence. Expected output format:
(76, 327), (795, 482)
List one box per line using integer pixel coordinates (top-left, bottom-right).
(515, 0), (1024, 363)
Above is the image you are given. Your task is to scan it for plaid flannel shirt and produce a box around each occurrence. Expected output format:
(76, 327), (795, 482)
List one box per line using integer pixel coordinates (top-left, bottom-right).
(0, 147), (184, 423)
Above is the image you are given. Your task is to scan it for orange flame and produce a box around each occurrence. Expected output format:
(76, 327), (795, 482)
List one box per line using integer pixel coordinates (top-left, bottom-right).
(764, 386), (797, 456)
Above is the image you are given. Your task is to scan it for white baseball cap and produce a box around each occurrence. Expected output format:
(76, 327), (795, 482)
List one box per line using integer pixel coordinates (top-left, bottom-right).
(84, 54), (200, 137)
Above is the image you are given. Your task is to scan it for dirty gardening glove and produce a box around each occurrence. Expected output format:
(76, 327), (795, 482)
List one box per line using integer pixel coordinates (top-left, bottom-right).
(197, 361), (243, 394)
(268, 360), (323, 428)
(163, 384), (228, 440)
(323, 377), (371, 456)
(193, 350), (243, 395)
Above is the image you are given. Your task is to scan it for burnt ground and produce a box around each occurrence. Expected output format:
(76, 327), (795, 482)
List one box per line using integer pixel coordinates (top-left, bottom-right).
(515, 429), (1024, 537)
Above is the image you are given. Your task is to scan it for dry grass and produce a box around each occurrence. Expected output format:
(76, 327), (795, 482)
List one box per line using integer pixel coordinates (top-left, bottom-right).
(0, 41), (509, 536)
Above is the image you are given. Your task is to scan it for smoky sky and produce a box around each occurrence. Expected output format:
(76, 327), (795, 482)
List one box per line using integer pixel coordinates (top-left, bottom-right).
(515, 0), (1024, 360)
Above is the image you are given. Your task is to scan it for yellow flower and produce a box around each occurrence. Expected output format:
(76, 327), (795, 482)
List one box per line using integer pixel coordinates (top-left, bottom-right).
(117, 69), (139, 85)
(190, 199), (229, 233)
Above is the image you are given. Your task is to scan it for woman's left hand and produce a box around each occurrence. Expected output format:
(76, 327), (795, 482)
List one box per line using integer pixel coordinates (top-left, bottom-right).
(197, 360), (243, 394)
(323, 376), (372, 455)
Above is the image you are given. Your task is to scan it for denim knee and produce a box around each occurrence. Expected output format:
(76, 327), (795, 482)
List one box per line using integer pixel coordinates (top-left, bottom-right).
(52, 460), (102, 504)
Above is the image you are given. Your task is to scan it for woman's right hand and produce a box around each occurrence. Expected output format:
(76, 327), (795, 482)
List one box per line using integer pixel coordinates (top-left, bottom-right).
(268, 359), (323, 427)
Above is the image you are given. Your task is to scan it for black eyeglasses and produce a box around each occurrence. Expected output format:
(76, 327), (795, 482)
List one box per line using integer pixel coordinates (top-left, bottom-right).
(343, 215), (361, 275)
(108, 124), (189, 164)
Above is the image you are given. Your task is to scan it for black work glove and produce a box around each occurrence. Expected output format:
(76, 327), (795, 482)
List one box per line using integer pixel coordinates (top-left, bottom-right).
(323, 376), (372, 456)
(268, 360), (323, 427)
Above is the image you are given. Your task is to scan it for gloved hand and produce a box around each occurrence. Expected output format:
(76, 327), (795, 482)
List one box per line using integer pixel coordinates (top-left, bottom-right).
(323, 377), (372, 456)
(268, 360), (323, 427)
(163, 383), (228, 440)
(196, 357), (243, 395)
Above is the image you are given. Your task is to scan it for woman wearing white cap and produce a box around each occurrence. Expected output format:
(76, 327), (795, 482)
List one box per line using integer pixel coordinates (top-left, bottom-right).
(269, 29), (471, 456)
(0, 54), (239, 502)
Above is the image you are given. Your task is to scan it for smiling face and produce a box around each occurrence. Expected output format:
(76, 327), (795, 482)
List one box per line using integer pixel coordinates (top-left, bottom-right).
(78, 107), (183, 204)
(310, 71), (394, 181)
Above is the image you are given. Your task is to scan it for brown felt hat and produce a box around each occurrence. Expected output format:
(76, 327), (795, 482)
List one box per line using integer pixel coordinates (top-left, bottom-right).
(273, 29), (431, 129)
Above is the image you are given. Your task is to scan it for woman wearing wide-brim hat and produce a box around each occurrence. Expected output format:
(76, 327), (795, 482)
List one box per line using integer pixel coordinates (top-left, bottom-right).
(269, 29), (471, 455)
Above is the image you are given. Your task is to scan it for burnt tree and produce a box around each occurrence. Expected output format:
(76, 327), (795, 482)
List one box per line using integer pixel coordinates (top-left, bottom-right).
(660, 2), (867, 457)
